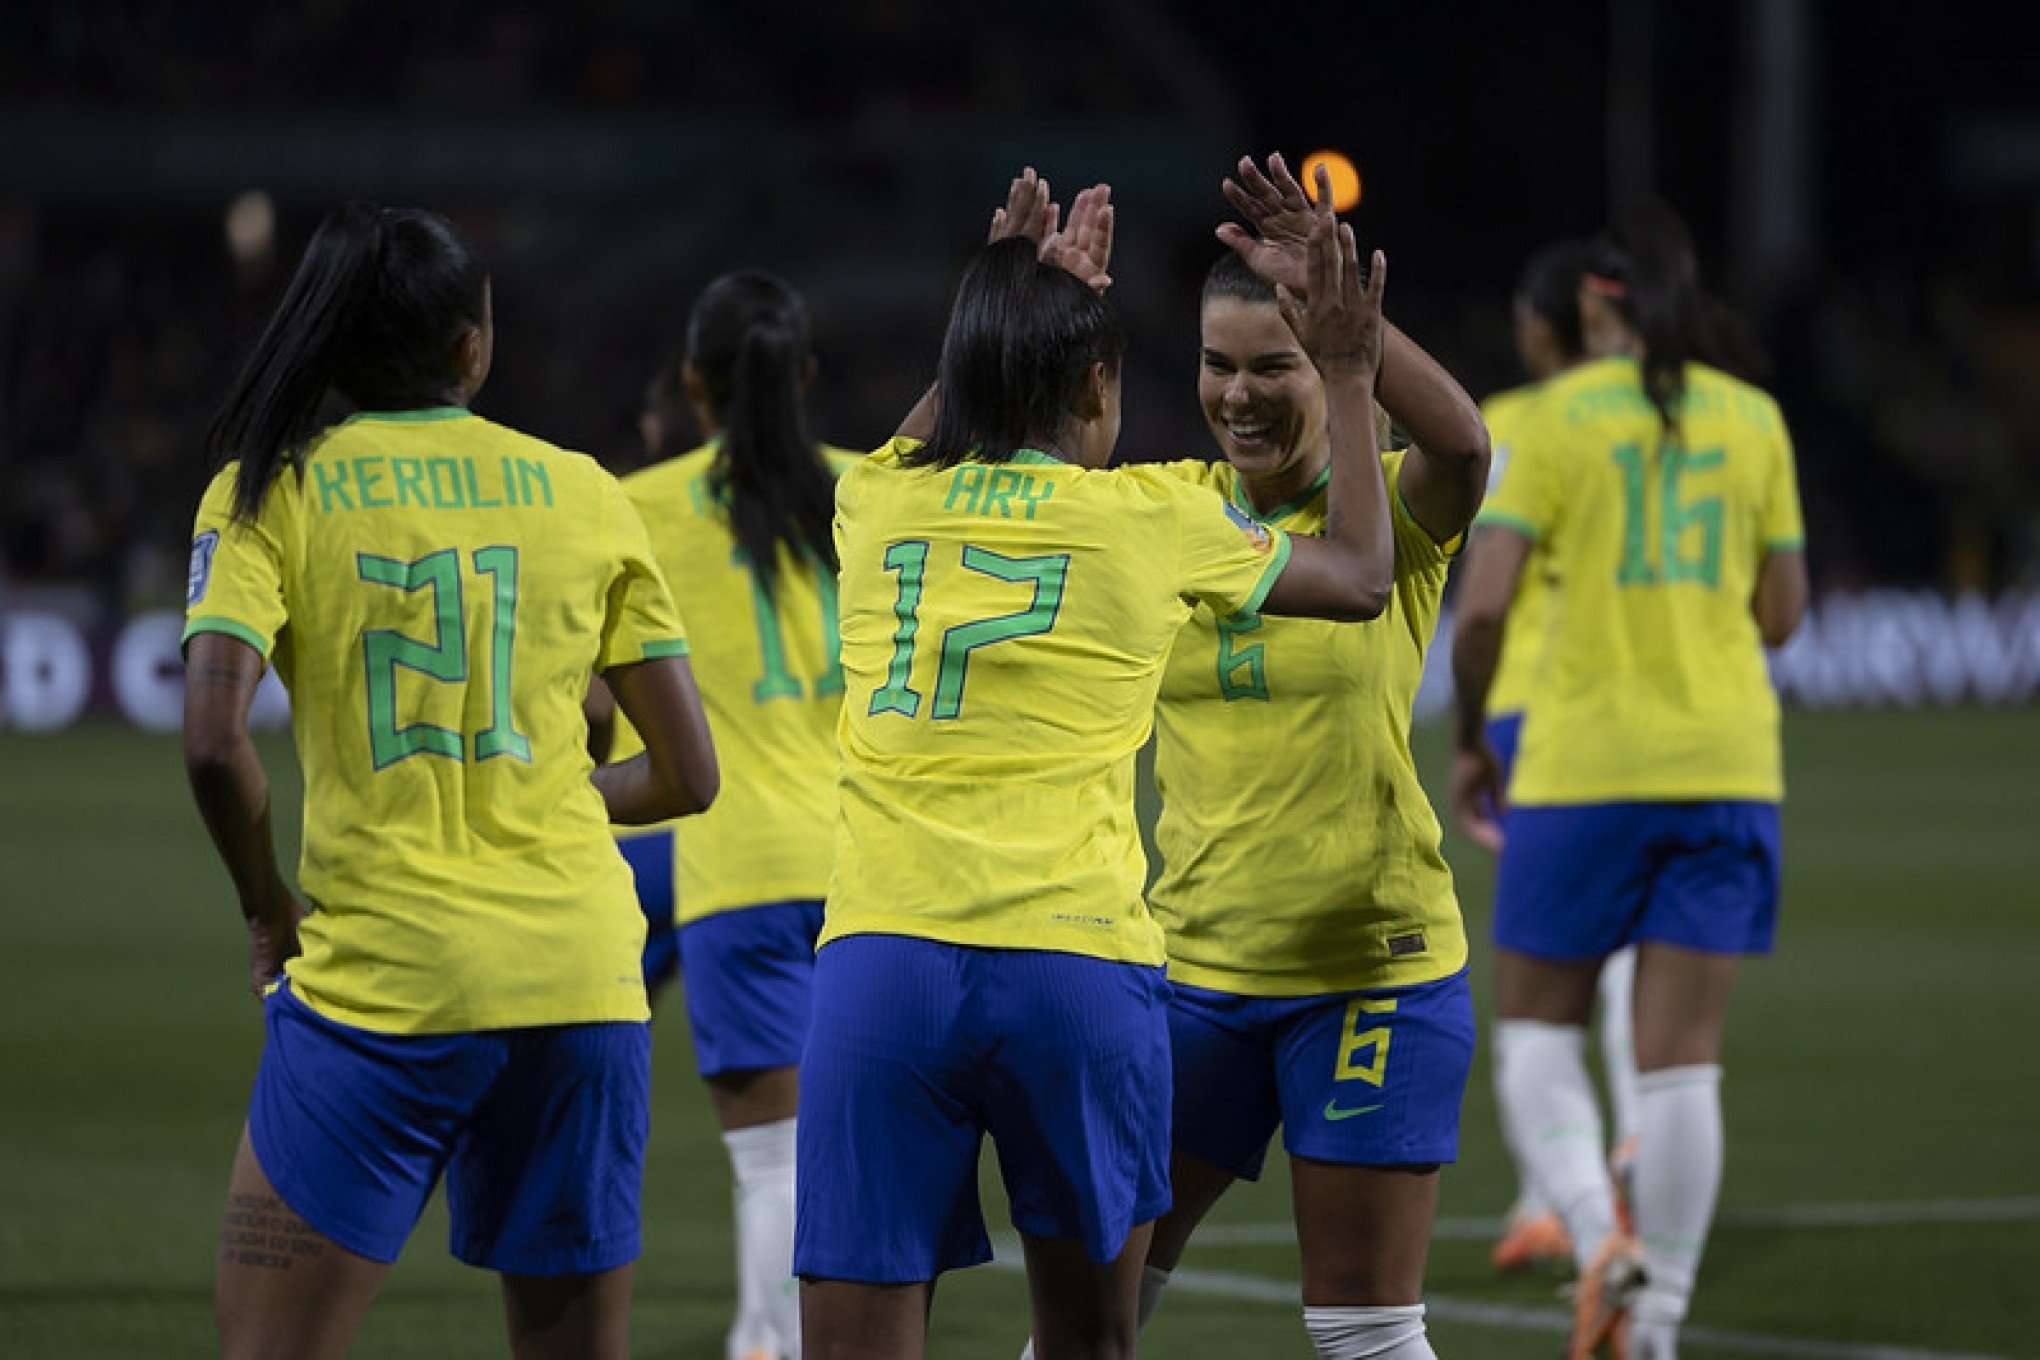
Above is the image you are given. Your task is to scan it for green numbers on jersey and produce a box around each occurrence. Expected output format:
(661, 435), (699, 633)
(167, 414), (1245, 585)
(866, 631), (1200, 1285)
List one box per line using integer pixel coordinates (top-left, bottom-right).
(356, 546), (531, 770)
(732, 546), (844, 704)
(1613, 441), (1726, 587)
(1216, 612), (1270, 702)
(868, 541), (1071, 720)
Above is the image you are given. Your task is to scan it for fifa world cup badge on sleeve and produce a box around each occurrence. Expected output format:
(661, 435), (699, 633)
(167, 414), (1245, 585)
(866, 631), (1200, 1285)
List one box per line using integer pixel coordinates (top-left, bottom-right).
(1222, 501), (1274, 552)
(187, 530), (220, 605)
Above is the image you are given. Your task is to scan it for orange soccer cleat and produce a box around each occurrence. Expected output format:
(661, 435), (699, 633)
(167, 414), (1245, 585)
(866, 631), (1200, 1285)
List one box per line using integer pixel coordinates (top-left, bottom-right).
(1564, 1233), (1648, 1360)
(1491, 1203), (1574, 1272)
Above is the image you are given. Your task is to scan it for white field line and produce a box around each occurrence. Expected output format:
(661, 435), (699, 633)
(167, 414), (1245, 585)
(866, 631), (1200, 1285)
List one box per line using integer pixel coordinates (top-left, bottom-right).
(1188, 1194), (2040, 1246)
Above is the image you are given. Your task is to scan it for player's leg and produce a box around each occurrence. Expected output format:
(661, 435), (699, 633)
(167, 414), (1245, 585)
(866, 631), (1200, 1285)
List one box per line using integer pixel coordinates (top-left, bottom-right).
(220, 982), (484, 1358)
(216, 1128), (391, 1360)
(500, 1266), (634, 1360)
(1279, 971), (1475, 1358)
(795, 936), (994, 1358)
(1021, 1225), (1152, 1360)
(982, 949), (1172, 1360)
(1623, 802), (1779, 1359)
(1598, 946), (1643, 1218)
(448, 1020), (652, 1358)
(684, 901), (827, 1359)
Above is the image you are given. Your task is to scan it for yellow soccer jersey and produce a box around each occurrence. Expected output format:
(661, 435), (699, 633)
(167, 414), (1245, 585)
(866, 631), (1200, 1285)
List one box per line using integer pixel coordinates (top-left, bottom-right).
(1480, 358), (1805, 804)
(1150, 451), (1466, 996)
(609, 443), (861, 923)
(824, 438), (1294, 965)
(1478, 384), (1559, 718)
(183, 407), (689, 1034)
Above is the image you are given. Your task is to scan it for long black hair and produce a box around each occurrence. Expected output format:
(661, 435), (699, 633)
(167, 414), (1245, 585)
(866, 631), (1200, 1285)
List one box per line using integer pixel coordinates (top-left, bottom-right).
(686, 272), (835, 601)
(912, 238), (1125, 470)
(1517, 237), (1594, 362)
(208, 203), (488, 520)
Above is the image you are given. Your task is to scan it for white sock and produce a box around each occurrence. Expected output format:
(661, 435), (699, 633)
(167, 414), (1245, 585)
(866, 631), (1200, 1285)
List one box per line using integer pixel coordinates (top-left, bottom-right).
(1492, 1033), (1550, 1220)
(1632, 1064), (1724, 1351)
(1494, 1020), (1619, 1273)
(1598, 949), (1642, 1150)
(723, 1118), (799, 1360)
(1302, 1304), (1433, 1359)
(1019, 1264), (1170, 1358)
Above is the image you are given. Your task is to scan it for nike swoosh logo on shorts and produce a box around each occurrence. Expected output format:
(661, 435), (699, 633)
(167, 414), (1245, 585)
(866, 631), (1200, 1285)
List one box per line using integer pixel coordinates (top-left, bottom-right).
(1323, 1100), (1384, 1121)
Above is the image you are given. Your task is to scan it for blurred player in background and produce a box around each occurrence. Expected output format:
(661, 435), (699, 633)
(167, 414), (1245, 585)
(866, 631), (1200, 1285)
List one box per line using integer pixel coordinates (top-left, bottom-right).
(590, 272), (856, 1360)
(1451, 203), (1809, 1358)
(1462, 238), (1644, 1276)
(1135, 154), (1490, 1360)
(181, 202), (719, 1360)
(799, 173), (1399, 1359)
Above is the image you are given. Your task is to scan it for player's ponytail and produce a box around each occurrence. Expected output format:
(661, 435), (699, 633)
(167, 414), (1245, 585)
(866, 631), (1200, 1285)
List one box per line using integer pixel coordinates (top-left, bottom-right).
(1590, 201), (1702, 435)
(688, 272), (835, 604)
(208, 202), (488, 520)
(914, 238), (1124, 470)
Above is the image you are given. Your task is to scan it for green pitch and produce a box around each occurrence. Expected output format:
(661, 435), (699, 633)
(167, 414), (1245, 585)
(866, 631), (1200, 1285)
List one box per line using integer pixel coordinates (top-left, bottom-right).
(3, 710), (2037, 1357)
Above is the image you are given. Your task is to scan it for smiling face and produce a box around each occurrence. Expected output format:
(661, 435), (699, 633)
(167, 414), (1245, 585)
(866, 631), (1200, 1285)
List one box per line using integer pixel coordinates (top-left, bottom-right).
(1198, 296), (1329, 487)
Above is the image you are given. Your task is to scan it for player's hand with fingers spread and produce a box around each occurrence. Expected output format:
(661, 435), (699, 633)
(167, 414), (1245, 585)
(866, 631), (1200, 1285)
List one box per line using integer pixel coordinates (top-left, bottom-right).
(1451, 745), (1508, 854)
(1217, 151), (1322, 298)
(1274, 192), (1387, 385)
(1041, 183), (1115, 292)
(988, 166), (1059, 247)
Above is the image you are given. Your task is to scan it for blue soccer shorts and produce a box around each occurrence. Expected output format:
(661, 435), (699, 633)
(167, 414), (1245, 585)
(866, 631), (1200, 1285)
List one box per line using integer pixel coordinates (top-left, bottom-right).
(1167, 969), (1475, 1180)
(616, 828), (679, 993)
(248, 982), (649, 1275)
(793, 934), (1172, 1284)
(674, 900), (824, 1078)
(1494, 800), (1783, 960)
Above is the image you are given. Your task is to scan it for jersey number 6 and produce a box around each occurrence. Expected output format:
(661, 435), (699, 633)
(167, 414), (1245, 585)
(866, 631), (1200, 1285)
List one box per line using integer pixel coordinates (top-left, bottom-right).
(868, 541), (1070, 721)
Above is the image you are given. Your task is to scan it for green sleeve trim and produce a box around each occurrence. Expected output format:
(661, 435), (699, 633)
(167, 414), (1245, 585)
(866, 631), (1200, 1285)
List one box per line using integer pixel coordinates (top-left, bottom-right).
(1238, 528), (1294, 617)
(1764, 536), (1805, 553)
(182, 616), (274, 659)
(638, 638), (692, 660)
(1472, 509), (1540, 541)
(344, 405), (471, 424)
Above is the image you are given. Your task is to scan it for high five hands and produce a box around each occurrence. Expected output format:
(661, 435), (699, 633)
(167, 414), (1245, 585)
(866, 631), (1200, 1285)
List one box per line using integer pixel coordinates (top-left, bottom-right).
(989, 167), (1115, 293)
(1248, 155), (1387, 383)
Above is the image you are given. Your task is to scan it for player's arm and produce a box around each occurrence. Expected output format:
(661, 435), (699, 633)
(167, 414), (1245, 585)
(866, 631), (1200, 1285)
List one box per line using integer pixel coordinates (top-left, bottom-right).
(181, 631), (302, 1000)
(593, 655), (719, 824)
(1251, 170), (1394, 622)
(1382, 322), (1490, 542)
(1753, 547), (1808, 646)
(895, 170), (1116, 444)
(584, 675), (617, 765)
(1448, 526), (1534, 851)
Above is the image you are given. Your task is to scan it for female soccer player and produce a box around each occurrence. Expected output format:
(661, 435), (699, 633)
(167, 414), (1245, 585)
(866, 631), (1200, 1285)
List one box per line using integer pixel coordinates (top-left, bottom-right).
(181, 202), (719, 1360)
(1130, 153), (1490, 1360)
(1451, 204), (1808, 1359)
(1462, 239), (1644, 1276)
(598, 272), (857, 1360)
(798, 172), (1398, 1360)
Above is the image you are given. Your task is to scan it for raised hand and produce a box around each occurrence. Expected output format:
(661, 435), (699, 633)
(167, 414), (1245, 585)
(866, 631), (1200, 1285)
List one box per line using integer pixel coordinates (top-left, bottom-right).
(1216, 151), (1323, 298)
(1274, 194), (1387, 381)
(989, 167), (1060, 247)
(1041, 183), (1114, 292)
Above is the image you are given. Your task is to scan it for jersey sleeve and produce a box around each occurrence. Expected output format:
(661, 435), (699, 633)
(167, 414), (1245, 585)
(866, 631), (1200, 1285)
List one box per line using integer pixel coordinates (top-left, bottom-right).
(1760, 419), (1805, 553)
(1386, 448), (1462, 568)
(181, 464), (288, 659)
(596, 474), (691, 672)
(1167, 477), (1293, 617)
(1474, 406), (1560, 543)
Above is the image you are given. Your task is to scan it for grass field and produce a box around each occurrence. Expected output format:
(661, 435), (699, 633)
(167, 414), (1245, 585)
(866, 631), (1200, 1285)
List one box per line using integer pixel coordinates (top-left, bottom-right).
(3, 710), (2038, 1357)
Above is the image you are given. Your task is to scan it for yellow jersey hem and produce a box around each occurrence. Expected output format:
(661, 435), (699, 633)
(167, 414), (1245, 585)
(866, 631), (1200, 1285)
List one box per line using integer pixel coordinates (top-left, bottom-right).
(1510, 786), (1784, 807)
(819, 919), (1165, 969)
(182, 615), (274, 658)
(1165, 951), (1468, 997)
(676, 884), (831, 927)
(288, 986), (651, 1035)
